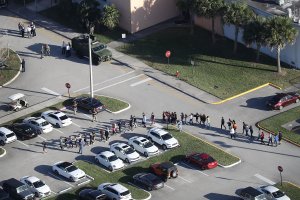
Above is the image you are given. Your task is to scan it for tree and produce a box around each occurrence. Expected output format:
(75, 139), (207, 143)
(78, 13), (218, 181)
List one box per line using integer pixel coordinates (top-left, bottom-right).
(243, 16), (267, 62)
(101, 4), (120, 30)
(191, 0), (226, 44)
(265, 16), (298, 73)
(176, 0), (194, 34)
(77, 0), (101, 31)
(223, 2), (255, 54)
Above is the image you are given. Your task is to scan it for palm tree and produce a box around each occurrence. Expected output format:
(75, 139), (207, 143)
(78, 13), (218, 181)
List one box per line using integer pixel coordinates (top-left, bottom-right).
(101, 4), (120, 30)
(243, 16), (267, 62)
(191, 0), (226, 44)
(265, 16), (298, 73)
(223, 2), (255, 54)
(176, 0), (194, 34)
(77, 0), (101, 31)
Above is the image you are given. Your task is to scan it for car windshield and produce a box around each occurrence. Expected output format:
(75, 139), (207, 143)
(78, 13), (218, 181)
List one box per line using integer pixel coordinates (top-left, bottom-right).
(24, 127), (33, 133)
(108, 155), (118, 162)
(124, 147), (135, 154)
(66, 165), (77, 172)
(120, 190), (130, 196)
(92, 45), (105, 52)
(143, 141), (153, 148)
(59, 115), (68, 121)
(6, 133), (15, 138)
(257, 194), (268, 200)
(272, 190), (285, 198)
(41, 121), (49, 127)
(33, 180), (45, 188)
(161, 133), (172, 140)
(16, 185), (29, 193)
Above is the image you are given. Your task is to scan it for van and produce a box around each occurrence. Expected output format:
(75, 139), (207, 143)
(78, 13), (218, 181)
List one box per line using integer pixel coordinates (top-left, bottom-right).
(0, 127), (17, 146)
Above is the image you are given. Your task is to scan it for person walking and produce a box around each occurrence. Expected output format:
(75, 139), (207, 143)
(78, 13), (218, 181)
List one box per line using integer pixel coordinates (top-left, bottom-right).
(274, 134), (279, 147)
(61, 41), (66, 55)
(249, 125), (254, 139)
(206, 116), (211, 129)
(227, 119), (232, 130)
(257, 128), (261, 141)
(242, 122), (246, 134)
(117, 121), (122, 133)
(177, 120), (183, 132)
(21, 59), (25, 72)
(184, 113), (188, 125)
(245, 124), (249, 136)
(42, 141), (47, 153)
(41, 44), (44, 59)
(90, 132), (95, 145)
(73, 101), (78, 115)
(150, 112), (155, 125)
(230, 127), (235, 139)
(189, 113), (193, 125)
(142, 113), (147, 128)
(195, 113), (199, 124)
(221, 117), (226, 129)
(278, 131), (282, 145)
(92, 108), (97, 122)
(45, 44), (50, 56)
(100, 129), (104, 141)
(133, 116), (137, 128)
(78, 139), (84, 154)
(66, 42), (71, 57)
(105, 128), (109, 141)
(21, 25), (25, 38)
(268, 132), (273, 146)
(260, 132), (265, 144)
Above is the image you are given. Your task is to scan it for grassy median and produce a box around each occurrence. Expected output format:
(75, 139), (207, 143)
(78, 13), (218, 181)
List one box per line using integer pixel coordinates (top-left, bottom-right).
(117, 27), (300, 99)
(276, 182), (300, 200)
(0, 49), (20, 86)
(259, 106), (300, 146)
(50, 127), (240, 199)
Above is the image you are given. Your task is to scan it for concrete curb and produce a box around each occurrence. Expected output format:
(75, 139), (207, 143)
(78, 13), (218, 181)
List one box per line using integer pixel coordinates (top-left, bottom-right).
(0, 49), (22, 88)
(0, 147), (7, 158)
(95, 94), (131, 114)
(218, 159), (242, 168)
(256, 122), (300, 148)
(283, 181), (300, 189)
(127, 182), (152, 200)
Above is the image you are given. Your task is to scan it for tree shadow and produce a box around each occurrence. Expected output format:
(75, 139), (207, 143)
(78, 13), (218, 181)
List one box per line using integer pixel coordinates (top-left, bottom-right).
(204, 193), (243, 200)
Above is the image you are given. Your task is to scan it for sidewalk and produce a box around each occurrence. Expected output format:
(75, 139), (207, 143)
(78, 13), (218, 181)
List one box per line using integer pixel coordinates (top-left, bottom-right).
(7, 3), (221, 104)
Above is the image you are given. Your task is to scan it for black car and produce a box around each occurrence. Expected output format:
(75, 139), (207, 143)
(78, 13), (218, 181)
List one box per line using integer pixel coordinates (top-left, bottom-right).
(0, 188), (9, 200)
(74, 97), (104, 113)
(2, 178), (35, 200)
(79, 189), (106, 200)
(7, 123), (37, 140)
(239, 187), (267, 200)
(133, 173), (164, 191)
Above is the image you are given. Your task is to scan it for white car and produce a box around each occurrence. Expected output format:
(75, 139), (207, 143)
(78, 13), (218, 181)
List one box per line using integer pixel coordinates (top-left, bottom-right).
(20, 176), (51, 198)
(52, 161), (86, 182)
(147, 128), (179, 150)
(110, 143), (140, 163)
(0, 127), (17, 146)
(258, 185), (290, 200)
(95, 151), (125, 171)
(128, 136), (159, 157)
(41, 110), (72, 127)
(23, 117), (53, 133)
(98, 183), (132, 200)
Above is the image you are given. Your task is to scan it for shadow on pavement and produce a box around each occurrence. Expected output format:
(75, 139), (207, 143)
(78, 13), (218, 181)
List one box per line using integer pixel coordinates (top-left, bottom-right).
(90, 146), (109, 154)
(242, 95), (273, 111)
(204, 193), (242, 200)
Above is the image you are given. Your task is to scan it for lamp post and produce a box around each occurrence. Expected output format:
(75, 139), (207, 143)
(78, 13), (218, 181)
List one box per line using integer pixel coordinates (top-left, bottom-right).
(88, 36), (94, 99)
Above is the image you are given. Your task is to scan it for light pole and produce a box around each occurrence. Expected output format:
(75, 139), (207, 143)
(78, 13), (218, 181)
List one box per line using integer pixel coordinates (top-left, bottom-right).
(88, 35), (94, 99)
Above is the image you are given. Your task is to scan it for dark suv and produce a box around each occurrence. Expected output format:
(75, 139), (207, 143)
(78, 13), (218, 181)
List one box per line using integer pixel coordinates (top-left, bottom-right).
(2, 178), (35, 200)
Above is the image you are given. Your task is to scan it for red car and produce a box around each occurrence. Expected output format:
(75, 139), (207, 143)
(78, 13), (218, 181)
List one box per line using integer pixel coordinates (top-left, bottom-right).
(185, 153), (218, 170)
(267, 92), (300, 110)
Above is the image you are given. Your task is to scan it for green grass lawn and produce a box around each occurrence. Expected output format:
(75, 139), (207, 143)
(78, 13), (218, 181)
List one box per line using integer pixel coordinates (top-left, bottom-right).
(48, 127), (240, 199)
(96, 95), (129, 112)
(259, 106), (300, 146)
(0, 49), (20, 86)
(40, 6), (125, 44)
(276, 182), (300, 200)
(117, 27), (300, 99)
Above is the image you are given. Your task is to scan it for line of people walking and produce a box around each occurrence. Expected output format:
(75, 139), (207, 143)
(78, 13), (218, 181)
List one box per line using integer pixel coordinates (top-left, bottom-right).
(18, 22), (36, 38)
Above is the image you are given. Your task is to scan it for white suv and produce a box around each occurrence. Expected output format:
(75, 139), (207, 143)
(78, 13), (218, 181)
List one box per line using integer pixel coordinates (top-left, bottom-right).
(98, 183), (132, 200)
(0, 127), (17, 146)
(147, 128), (179, 150)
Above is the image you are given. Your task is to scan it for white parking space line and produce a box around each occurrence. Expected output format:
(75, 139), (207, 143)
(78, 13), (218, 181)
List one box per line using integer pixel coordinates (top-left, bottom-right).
(57, 187), (72, 194)
(254, 174), (276, 185)
(72, 122), (81, 128)
(38, 135), (47, 141)
(93, 74), (144, 92)
(179, 162), (209, 176)
(74, 71), (135, 93)
(83, 114), (92, 119)
(130, 77), (152, 87)
(41, 87), (61, 96)
(48, 172), (74, 187)
(164, 184), (175, 190)
(17, 140), (29, 147)
(53, 128), (64, 134)
(178, 175), (192, 183)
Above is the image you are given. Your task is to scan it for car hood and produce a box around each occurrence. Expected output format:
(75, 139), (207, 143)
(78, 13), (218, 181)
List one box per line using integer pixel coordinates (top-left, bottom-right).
(165, 138), (178, 145)
(127, 151), (140, 159)
(146, 145), (159, 153)
(94, 49), (112, 56)
(69, 169), (85, 178)
(36, 184), (51, 194)
(110, 159), (124, 168)
(275, 195), (290, 200)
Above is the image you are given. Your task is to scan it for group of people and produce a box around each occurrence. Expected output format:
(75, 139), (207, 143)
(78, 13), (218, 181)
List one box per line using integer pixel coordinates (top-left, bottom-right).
(257, 129), (282, 147)
(59, 132), (96, 154)
(18, 22), (36, 38)
(62, 41), (72, 57)
(162, 112), (211, 128)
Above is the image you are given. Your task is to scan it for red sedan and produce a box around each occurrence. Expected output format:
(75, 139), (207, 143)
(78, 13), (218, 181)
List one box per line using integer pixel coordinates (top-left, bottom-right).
(185, 153), (218, 170)
(267, 92), (300, 110)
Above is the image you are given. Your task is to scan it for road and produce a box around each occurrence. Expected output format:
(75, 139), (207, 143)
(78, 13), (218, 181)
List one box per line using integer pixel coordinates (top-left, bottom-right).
(0, 9), (299, 200)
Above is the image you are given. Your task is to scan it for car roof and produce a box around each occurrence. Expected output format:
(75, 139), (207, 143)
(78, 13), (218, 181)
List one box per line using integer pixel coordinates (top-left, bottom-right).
(4, 178), (24, 187)
(8, 93), (25, 101)
(261, 186), (279, 193)
(24, 176), (40, 183)
(150, 128), (168, 136)
(160, 161), (175, 169)
(53, 111), (65, 117)
(55, 161), (73, 168)
(13, 123), (31, 128)
(100, 151), (115, 157)
(139, 173), (158, 180)
(133, 136), (148, 143)
(242, 187), (263, 196)
(109, 183), (128, 193)
(0, 127), (14, 135)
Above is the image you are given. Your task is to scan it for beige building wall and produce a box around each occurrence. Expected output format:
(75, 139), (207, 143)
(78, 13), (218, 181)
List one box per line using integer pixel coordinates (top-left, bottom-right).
(109, 0), (131, 32)
(194, 15), (224, 36)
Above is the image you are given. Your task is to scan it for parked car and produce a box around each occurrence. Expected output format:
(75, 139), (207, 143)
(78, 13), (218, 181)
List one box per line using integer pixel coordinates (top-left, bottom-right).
(0, 127), (17, 146)
(258, 185), (290, 200)
(267, 92), (300, 110)
(23, 117), (53, 134)
(20, 176), (51, 198)
(79, 188), (107, 200)
(0, 188), (9, 200)
(110, 143), (140, 163)
(239, 186), (268, 200)
(185, 152), (218, 170)
(128, 136), (159, 157)
(52, 161), (86, 182)
(95, 151), (125, 171)
(133, 172), (164, 191)
(2, 178), (35, 200)
(150, 161), (178, 181)
(7, 123), (37, 140)
(41, 110), (72, 127)
(97, 183), (132, 200)
(147, 128), (179, 150)
(74, 97), (104, 113)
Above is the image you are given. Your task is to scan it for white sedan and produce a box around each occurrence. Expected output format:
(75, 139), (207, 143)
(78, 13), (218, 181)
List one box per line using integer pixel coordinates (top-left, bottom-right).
(20, 176), (51, 198)
(23, 117), (53, 134)
(41, 110), (72, 128)
(110, 143), (140, 163)
(52, 161), (86, 182)
(95, 151), (125, 171)
(128, 136), (159, 157)
(258, 185), (290, 200)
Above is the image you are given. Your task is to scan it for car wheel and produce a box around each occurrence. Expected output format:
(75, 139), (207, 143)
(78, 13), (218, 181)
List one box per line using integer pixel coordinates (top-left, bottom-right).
(95, 158), (100, 164)
(108, 166), (113, 171)
(25, 104), (29, 108)
(70, 176), (76, 182)
(41, 116), (45, 119)
(279, 106), (283, 110)
(201, 166), (206, 170)
(125, 158), (130, 164)
(296, 99), (299, 103)
(162, 145), (167, 151)
(15, 107), (19, 111)
(56, 123), (60, 128)
(147, 186), (152, 191)
(163, 176), (168, 182)
(54, 170), (59, 175)
(35, 192), (39, 197)
(171, 170), (178, 178)
(144, 152), (149, 157)
(0, 140), (4, 146)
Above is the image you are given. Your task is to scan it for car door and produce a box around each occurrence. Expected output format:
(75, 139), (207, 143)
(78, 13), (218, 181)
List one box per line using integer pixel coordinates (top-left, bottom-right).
(100, 155), (108, 167)
(106, 187), (117, 199)
(114, 147), (124, 160)
(30, 121), (39, 130)
(285, 95), (294, 105)
(152, 132), (161, 145)
(261, 189), (272, 200)
(133, 140), (141, 153)
(25, 180), (35, 192)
